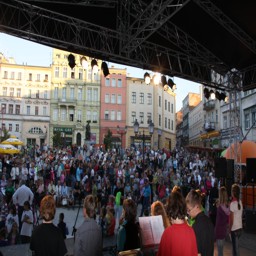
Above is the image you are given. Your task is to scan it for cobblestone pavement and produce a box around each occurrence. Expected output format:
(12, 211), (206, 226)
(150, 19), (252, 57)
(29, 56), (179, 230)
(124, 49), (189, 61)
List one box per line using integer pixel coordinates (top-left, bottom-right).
(1, 205), (256, 256)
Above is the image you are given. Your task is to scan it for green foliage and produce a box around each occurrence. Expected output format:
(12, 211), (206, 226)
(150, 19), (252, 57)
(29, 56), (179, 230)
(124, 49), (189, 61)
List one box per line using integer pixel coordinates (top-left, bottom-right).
(103, 129), (113, 151)
(52, 131), (63, 147)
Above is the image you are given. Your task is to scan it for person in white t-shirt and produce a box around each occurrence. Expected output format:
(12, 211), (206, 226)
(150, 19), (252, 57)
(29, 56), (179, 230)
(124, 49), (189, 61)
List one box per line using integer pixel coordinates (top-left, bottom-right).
(229, 184), (243, 256)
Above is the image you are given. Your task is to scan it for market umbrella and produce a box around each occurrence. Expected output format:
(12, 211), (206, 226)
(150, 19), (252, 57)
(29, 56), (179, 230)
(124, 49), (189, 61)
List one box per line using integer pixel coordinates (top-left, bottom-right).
(1, 138), (24, 146)
(0, 144), (20, 154)
(224, 140), (256, 164)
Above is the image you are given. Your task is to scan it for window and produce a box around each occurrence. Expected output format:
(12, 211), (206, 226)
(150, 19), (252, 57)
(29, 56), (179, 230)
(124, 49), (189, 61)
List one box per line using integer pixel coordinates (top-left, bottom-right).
(9, 104), (13, 114)
(61, 109), (66, 121)
(223, 116), (228, 129)
(93, 88), (98, 102)
(36, 90), (40, 99)
(140, 112), (144, 124)
(70, 88), (75, 99)
(104, 111), (109, 120)
(36, 74), (40, 81)
(28, 89), (32, 98)
(27, 106), (31, 115)
(44, 90), (47, 99)
(93, 111), (98, 122)
(117, 95), (122, 104)
(140, 93), (144, 104)
(17, 88), (21, 97)
(69, 109), (74, 121)
(18, 72), (22, 80)
(53, 109), (58, 121)
(55, 67), (60, 78)
(159, 96), (161, 107)
(71, 71), (75, 79)
(2, 87), (7, 96)
(62, 87), (66, 100)
(168, 102), (170, 112)
(105, 94), (110, 103)
(10, 88), (14, 97)
(111, 94), (116, 104)
(56, 54), (61, 58)
(252, 111), (256, 127)
(132, 111), (136, 123)
(79, 69), (83, 80)
(15, 124), (19, 132)
(54, 87), (58, 99)
(86, 110), (91, 121)
(43, 107), (47, 116)
(171, 120), (174, 130)
(28, 73), (32, 81)
(171, 103), (173, 113)
(158, 114), (161, 126)
(215, 109), (218, 122)
(77, 110), (82, 122)
(147, 113), (152, 122)
(78, 88), (82, 100)
(111, 78), (116, 87)
(147, 93), (152, 105)
(2, 124), (5, 131)
(1, 104), (6, 113)
(165, 100), (167, 110)
(132, 92), (136, 103)
(44, 74), (48, 82)
(87, 88), (92, 101)
(15, 105), (20, 115)
(63, 67), (67, 78)
(106, 78), (110, 86)
(11, 72), (15, 80)
(3, 71), (8, 79)
(9, 124), (12, 132)
(35, 106), (39, 116)
(117, 79), (122, 87)
(28, 127), (43, 134)
(165, 117), (167, 128)
(245, 112), (250, 129)
(111, 111), (115, 120)
(117, 111), (121, 121)
(168, 119), (170, 129)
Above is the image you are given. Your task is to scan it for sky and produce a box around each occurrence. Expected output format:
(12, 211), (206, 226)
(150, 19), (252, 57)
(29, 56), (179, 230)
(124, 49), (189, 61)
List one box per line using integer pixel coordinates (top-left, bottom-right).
(0, 33), (200, 111)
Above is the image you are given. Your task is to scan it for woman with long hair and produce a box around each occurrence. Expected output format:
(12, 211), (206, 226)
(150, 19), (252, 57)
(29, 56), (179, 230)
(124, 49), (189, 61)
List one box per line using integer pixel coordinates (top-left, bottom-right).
(229, 184), (243, 256)
(215, 186), (230, 256)
(151, 200), (170, 229)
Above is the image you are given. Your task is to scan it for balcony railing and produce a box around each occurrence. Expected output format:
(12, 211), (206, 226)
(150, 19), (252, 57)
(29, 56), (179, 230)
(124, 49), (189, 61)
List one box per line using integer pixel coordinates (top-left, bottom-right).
(203, 100), (215, 110)
(204, 122), (215, 132)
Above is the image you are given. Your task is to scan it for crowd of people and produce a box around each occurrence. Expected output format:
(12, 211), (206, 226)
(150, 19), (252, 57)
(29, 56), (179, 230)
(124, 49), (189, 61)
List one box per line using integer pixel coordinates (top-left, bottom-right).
(0, 143), (244, 256)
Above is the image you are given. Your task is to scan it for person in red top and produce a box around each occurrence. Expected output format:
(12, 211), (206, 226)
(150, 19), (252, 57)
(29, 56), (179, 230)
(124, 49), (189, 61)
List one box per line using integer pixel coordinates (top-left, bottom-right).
(157, 191), (198, 256)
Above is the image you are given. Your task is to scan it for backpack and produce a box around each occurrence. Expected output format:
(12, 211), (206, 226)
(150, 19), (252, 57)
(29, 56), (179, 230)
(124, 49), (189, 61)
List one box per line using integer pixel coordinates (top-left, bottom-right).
(115, 191), (121, 206)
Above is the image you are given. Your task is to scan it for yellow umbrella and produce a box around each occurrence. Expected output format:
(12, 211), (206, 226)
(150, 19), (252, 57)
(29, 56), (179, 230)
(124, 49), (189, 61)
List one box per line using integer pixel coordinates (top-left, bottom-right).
(1, 138), (24, 146)
(0, 144), (20, 154)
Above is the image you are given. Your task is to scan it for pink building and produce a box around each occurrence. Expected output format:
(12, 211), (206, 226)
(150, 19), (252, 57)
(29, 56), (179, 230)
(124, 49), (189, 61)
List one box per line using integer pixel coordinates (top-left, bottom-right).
(100, 67), (127, 148)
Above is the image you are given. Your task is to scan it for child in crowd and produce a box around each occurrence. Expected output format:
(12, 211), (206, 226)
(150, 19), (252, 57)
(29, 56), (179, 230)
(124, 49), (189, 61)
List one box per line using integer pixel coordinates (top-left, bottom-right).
(5, 204), (19, 235)
(20, 201), (33, 244)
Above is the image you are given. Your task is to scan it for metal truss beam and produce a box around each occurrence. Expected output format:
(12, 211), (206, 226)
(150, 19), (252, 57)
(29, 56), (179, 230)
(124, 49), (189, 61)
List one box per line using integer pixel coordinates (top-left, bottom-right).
(120, 0), (190, 54)
(22, 0), (117, 8)
(194, 0), (256, 55)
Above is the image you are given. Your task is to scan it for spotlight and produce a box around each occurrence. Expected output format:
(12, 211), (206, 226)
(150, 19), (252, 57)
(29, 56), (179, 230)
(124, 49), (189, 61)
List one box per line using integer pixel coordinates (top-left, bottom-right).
(219, 92), (226, 101)
(80, 57), (88, 69)
(68, 54), (76, 69)
(161, 75), (167, 86)
(144, 72), (151, 85)
(204, 88), (210, 99)
(163, 84), (169, 91)
(167, 78), (176, 89)
(153, 73), (161, 84)
(231, 72), (241, 85)
(209, 90), (215, 100)
(91, 59), (98, 72)
(215, 91), (220, 100)
(101, 62), (110, 77)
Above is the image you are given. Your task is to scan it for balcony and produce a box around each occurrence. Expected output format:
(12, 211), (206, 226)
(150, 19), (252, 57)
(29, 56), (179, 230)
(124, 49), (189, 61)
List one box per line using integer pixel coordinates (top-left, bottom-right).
(204, 122), (215, 132)
(203, 100), (215, 111)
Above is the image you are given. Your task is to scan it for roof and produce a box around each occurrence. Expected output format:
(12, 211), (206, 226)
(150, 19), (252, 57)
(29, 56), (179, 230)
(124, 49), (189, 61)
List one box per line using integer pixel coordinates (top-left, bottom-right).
(1, 0), (256, 90)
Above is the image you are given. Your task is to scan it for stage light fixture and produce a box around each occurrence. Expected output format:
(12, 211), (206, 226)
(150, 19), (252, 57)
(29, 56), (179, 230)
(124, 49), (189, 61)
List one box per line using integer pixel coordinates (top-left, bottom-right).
(91, 59), (98, 72)
(215, 91), (220, 100)
(68, 54), (76, 69)
(80, 57), (88, 69)
(231, 72), (241, 85)
(101, 62), (110, 77)
(161, 75), (167, 86)
(153, 73), (160, 85)
(219, 92), (227, 101)
(209, 90), (215, 100)
(167, 78), (176, 89)
(144, 72), (151, 85)
(204, 88), (210, 99)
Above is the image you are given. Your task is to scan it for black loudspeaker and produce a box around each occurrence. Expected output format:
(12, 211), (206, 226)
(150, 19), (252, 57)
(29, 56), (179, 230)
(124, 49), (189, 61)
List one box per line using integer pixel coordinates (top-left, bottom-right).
(214, 158), (227, 178)
(246, 158), (256, 183)
(245, 210), (256, 232)
(226, 159), (234, 180)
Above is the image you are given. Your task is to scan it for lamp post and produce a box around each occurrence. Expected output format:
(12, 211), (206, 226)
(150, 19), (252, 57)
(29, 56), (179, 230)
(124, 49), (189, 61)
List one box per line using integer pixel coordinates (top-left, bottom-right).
(133, 119), (154, 169)
(117, 125), (127, 149)
(61, 132), (65, 148)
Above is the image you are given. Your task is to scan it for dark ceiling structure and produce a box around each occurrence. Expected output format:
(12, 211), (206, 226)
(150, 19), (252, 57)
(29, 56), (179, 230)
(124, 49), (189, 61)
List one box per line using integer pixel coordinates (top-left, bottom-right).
(1, 0), (256, 91)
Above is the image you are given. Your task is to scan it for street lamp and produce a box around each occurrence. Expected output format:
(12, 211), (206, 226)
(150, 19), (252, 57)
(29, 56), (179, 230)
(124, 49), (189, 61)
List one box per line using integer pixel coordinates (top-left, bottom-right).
(133, 119), (154, 169)
(117, 125), (127, 149)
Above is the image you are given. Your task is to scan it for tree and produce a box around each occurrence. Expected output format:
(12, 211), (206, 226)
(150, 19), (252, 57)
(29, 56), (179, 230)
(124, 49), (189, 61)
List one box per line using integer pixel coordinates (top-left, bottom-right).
(0, 128), (10, 142)
(52, 131), (63, 148)
(103, 129), (113, 151)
